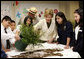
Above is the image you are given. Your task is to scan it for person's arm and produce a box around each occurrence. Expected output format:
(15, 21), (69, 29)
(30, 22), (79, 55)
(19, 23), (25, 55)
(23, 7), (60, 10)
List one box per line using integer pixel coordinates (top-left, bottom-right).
(64, 22), (73, 49)
(35, 14), (41, 22)
(66, 37), (70, 46)
(2, 44), (5, 51)
(47, 26), (58, 43)
(14, 30), (20, 41)
(1, 42), (10, 52)
(73, 31), (83, 52)
(64, 37), (70, 49)
(8, 27), (20, 44)
(33, 20), (42, 31)
(53, 26), (58, 39)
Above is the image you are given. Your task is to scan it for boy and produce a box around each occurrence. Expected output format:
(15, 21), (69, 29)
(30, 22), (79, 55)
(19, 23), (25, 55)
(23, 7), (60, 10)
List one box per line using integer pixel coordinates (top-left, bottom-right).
(1, 16), (20, 51)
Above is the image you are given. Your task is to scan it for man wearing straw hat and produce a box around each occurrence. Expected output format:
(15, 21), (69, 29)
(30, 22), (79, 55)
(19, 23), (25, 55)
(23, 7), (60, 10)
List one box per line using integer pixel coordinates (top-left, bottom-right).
(27, 7), (40, 25)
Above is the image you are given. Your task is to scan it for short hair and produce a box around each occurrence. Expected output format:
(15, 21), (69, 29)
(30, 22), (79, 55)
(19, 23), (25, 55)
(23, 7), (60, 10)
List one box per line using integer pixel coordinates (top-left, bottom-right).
(44, 9), (53, 17)
(1, 16), (11, 22)
(11, 20), (15, 23)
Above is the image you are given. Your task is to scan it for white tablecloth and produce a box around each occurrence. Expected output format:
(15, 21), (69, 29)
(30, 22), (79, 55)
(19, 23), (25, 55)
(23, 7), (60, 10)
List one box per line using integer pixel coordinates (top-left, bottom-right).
(6, 42), (81, 58)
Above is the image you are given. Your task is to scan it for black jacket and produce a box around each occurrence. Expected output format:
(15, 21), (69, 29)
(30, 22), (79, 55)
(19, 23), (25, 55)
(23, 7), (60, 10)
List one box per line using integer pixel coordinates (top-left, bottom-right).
(57, 21), (74, 46)
(73, 27), (83, 58)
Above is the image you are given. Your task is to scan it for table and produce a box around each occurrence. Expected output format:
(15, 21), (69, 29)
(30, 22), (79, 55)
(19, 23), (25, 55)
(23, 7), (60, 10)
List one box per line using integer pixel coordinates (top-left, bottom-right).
(6, 42), (81, 58)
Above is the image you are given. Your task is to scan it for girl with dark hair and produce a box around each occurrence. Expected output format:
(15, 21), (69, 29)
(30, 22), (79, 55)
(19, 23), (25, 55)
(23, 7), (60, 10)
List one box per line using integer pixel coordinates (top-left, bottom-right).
(24, 16), (33, 26)
(19, 16), (33, 38)
(71, 8), (83, 58)
(55, 12), (74, 49)
(15, 15), (35, 51)
(16, 16), (33, 33)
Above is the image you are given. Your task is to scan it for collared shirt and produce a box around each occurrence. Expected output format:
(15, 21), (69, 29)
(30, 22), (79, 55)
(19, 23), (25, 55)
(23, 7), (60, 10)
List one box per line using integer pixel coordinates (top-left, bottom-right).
(75, 25), (80, 40)
(34, 19), (58, 41)
(1, 23), (16, 49)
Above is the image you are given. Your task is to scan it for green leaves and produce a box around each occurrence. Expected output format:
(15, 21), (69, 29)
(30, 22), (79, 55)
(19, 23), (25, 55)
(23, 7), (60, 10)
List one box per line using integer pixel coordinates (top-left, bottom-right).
(20, 24), (42, 46)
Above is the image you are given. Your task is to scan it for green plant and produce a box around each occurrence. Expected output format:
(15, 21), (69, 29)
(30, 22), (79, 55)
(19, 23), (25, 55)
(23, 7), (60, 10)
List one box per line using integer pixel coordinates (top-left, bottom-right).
(15, 24), (43, 51)
(21, 24), (42, 45)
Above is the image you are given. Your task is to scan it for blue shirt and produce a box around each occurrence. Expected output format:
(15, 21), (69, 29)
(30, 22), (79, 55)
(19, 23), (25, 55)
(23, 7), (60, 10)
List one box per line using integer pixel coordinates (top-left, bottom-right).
(1, 43), (7, 58)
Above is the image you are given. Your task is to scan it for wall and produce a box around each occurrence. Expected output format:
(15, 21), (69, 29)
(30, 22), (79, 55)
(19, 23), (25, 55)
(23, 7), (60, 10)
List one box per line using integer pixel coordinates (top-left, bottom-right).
(1, 1), (79, 25)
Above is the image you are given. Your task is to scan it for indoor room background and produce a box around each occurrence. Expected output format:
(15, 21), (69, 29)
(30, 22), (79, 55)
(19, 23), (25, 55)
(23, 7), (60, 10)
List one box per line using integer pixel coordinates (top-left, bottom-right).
(1, 1), (80, 26)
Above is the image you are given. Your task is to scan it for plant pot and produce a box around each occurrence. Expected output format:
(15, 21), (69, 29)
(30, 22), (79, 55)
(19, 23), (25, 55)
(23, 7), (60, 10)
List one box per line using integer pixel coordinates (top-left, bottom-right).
(15, 40), (28, 51)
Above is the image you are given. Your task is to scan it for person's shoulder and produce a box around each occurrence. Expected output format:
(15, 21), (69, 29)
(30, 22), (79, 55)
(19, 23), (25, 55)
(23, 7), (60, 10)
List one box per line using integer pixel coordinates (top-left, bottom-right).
(7, 27), (13, 32)
(16, 25), (22, 30)
(1, 23), (4, 29)
(39, 19), (45, 23)
(66, 21), (72, 24)
(8, 27), (11, 30)
(41, 19), (45, 21)
(52, 19), (55, 23)
(66, 21), (72, 26)
(17, 25), (22, 28)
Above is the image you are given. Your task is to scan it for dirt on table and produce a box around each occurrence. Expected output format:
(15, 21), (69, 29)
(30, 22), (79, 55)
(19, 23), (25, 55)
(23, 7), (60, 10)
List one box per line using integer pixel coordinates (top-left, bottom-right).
(12, 49), (63, 58)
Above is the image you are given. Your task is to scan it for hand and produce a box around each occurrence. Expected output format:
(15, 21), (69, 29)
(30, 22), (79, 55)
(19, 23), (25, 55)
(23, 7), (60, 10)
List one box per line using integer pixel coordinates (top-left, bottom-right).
(47, 40), (51, 43)
(15, 30), (20, 35)
(4, 49), (11, 52)
(47, 39), (54, 43)
(15, 34), (20, 41)
(64, 45), (69, 49)
(55, 42), (59, 44)
(70, 47), (73, 50)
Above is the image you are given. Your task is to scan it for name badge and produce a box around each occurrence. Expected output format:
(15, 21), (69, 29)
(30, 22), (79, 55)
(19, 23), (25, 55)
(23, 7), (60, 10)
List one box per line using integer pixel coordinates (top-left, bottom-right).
(64, 26), (66, 30)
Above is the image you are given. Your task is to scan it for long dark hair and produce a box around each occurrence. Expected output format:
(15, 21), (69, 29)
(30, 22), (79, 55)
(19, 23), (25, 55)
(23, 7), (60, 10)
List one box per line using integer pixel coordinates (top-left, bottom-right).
(74, 8), (83, 27)
(55, 12), (67, 31)
(24, 16), (33, 26)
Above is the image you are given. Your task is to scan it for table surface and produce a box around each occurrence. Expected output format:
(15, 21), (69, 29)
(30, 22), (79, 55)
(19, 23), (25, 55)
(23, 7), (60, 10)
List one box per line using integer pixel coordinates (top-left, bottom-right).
(6, 42), (81, 58)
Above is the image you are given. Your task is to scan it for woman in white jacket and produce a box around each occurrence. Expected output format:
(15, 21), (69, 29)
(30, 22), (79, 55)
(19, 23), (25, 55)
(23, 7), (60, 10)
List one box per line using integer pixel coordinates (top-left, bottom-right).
(34, 9), (58, 43)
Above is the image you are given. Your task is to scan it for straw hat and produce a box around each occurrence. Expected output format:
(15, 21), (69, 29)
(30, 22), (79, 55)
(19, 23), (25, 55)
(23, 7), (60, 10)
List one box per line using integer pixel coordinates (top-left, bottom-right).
(27, 7), (37, 15)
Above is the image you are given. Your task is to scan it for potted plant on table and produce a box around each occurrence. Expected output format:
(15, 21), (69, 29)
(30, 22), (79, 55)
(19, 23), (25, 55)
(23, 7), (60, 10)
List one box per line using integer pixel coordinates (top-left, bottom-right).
(15, 24), (42, 51)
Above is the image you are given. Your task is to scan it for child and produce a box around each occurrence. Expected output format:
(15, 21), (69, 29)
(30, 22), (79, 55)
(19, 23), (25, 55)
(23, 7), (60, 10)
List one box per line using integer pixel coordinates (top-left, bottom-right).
(55, 12), (74, 49)
(24, 15), (33, 26)
(10, 20), (17, 33)
(1, 16), (20, 50)
(18, 16), (33, 39)
(71, 8), (83, 58)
